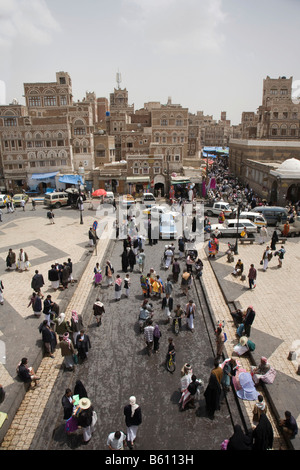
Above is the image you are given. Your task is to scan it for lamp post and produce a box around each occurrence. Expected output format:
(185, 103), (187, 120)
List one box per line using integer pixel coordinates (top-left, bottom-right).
(78, 179), (83, 224)
(234, 197), (242, 255)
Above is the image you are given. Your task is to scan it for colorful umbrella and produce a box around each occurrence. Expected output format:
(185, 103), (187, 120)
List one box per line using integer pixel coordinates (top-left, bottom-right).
(92, 189), (107, 197)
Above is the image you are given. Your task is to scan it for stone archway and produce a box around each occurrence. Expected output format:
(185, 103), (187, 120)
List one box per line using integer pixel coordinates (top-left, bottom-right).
(154, 174), (165, 197)
(287, 183), (300, 204)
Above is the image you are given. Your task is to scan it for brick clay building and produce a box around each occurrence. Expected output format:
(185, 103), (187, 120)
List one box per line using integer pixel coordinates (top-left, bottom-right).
(229, 76), (300, 205)
(1, 70), (263, 197)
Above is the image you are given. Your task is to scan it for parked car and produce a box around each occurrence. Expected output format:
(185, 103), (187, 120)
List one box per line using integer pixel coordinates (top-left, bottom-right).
(252, 206), (288, 226)
(205, 201), (235, 217)
(12, 194), (29, 207)
(210, 219), (258, 237)
(103, 191), (115, 204)
(279, 216), (300, 237)
(143, 204), (180, 219)
(239, 211), (267, 229)
(44, 191), (69, 209)
(0, 194), (8, 207)
(25, 189), (40, 196)
(159, 213), (178, 239)
(142, 192), (156, 207)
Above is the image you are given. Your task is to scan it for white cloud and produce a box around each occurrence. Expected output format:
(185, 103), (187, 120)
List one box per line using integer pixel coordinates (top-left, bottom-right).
(0, 0), (61, 49)
(120, 0), (227, 54)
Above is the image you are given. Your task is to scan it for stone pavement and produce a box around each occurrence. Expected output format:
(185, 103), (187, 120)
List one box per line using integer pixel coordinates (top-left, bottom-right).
(0, 203), (113, 448)
(196, 236), (300, 450)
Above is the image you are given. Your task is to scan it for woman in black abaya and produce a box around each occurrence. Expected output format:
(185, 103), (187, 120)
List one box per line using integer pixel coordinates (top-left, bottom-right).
(204, 371), (222, 419)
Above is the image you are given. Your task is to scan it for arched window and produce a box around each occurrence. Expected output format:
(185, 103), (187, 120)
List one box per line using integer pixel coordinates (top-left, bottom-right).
(280, 125), (287, 136)
(160, 115), (168, 126)
(74, 119), (86, 135)
(271, 124), (278, 136)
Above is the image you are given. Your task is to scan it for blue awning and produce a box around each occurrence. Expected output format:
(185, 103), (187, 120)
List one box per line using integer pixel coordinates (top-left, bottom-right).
(31, 171), (59, 180)
(58, 174), (83, 184)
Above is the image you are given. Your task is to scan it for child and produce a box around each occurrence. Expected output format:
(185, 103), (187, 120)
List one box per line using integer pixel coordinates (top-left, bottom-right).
(252, 394), (267, 423)
(124, 274), (131, 298)
(152, 276), (163, 298)
(114, 275), (122, 301)
(167, 337), (176, 363)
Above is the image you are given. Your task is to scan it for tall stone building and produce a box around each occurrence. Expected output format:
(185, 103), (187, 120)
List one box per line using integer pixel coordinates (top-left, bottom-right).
(229, 76), (300, 205)
(0, 72), (98, 191)
(101, 89), (190, 196)
(256, 76), (300, 140)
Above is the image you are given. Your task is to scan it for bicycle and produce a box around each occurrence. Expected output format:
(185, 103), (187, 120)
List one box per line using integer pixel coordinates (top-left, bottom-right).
(166, 352), (176, 373)
(173, 317), (180, 335)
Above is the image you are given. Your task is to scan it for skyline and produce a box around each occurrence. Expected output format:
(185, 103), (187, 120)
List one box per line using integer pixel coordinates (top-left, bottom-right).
(1, 0), (300, 124)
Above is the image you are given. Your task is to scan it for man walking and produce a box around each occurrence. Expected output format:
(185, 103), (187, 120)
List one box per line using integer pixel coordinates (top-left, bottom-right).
(144, 320), (155, 355)
(244, 306), (256, 337)
(276, 246), (286, 268)
(248, 264), (257, 289)
(31, 270), (45, 296)
(137, 249), (146, 273)
(162, 293), (173, 324)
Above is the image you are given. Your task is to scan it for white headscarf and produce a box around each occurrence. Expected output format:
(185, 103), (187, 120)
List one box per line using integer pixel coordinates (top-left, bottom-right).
(129, 396), (138, 416)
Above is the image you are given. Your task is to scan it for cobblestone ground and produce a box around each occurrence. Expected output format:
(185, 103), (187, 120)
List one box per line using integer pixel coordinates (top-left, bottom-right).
(1, 235), (245, 451)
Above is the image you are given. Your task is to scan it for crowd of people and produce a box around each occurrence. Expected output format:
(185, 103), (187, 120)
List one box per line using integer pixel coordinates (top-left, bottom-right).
(1, 161), (299, 450)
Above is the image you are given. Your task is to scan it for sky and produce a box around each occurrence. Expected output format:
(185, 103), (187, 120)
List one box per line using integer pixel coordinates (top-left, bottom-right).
(0, 0), (300, 124)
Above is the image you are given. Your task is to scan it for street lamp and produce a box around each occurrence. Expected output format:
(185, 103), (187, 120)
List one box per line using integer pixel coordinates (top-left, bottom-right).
(234, 196), (243, 255)
(78, 179), (83, 224)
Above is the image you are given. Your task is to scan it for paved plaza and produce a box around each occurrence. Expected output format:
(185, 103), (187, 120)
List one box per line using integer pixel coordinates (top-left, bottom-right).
(0, 203), (299, 450)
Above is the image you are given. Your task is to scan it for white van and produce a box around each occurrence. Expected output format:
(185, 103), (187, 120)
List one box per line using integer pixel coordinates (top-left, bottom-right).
(103, 191), (115, 204)
(205, 201), (234, 217)
(44, 192), (69, 208)
(239, 212), (267, 229)
(210, 219), (258, 237)
(142, 193), (156, 207)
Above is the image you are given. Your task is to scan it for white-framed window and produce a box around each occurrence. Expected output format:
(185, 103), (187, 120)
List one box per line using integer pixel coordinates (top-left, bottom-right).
(28, 96), (41, 107)
(60, 96), (67, 106)
(74, 127), (86, 135)
(4, 118), (17, 126)
(280, 88), (288, 95)
(44, 96), (56, 106)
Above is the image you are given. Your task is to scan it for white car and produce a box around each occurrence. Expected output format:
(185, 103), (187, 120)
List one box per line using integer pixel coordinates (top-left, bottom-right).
(279, 216), (300, 237)
(210, 219), (258, 237)
(142, 192), (156, 207)
(239, 212), (267, 229)
(143, 205), (180, 219)
(0, 195), (8, 207)
(159, 214), (178, 239)
(205, 201), (235, 217)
